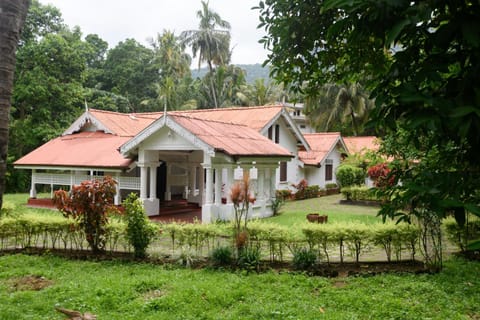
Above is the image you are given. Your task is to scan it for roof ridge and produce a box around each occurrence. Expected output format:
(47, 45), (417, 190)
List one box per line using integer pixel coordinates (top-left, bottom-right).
(170, 113), (250, 127)
(171, 105), (283, 114)
(89, 108), (164, 118)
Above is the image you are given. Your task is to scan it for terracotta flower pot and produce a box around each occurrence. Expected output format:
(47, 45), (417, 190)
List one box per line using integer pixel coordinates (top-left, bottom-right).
(306, 213), (319, 223)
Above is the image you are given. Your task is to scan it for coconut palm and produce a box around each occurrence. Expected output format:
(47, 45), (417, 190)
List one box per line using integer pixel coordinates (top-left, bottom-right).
(305, 82), (374, 136)
(0, 0), (30, 209)
(181, 0), (231, 108)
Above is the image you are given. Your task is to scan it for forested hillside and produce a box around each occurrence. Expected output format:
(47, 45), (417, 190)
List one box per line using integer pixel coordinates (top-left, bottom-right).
(192, 64), (271, 84)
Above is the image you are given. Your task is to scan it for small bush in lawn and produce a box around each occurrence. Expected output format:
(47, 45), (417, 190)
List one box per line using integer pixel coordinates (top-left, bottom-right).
(238, 246), (261, 272)
(123, 193), (157, 258)
(292, 248), (317, 271)
(211, 246), (233, 267)
(336, 164), (365, 188)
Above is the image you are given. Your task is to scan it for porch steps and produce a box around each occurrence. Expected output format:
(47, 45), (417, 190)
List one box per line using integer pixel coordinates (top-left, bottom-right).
(150, 200), (201, 223)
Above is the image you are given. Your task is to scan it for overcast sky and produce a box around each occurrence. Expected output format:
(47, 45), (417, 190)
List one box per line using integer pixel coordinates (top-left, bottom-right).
(38, 0), (269, 66)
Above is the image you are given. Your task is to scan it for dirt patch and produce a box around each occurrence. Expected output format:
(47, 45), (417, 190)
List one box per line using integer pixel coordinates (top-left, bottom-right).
(7, 275), (54, 291)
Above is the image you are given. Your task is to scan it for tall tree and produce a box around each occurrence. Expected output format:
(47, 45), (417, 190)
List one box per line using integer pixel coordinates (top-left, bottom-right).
(305, 82), (373, 136)
(0, 0), (30, 209)
(102, 39), (158, 111)
(258, 0), (480, 255)
(145, 30), (195, 110)
(181, 0), (231, 108)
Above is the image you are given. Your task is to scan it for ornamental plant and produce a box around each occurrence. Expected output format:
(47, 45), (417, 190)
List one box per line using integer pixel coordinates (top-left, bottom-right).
(367, 163), (395, 188)
(123, 193), (157, 258)
(53, 176), (118, 253)
(230, 173), (255, 252)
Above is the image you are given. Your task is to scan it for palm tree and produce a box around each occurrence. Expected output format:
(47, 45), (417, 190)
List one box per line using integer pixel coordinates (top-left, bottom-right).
(181, 0), (231, 108)
(0, 0), (30, 209)
(305, 82), (374, 136)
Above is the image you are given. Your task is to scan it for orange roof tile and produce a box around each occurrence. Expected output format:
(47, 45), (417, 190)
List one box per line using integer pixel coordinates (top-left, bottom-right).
(170, 114), (292, 157)
(171, 105), (283, 131)
(89, 109), (162, 137)
(299, 133), (342, 166)
(14, 131), (132, 169)
(343, 136), (379, 154)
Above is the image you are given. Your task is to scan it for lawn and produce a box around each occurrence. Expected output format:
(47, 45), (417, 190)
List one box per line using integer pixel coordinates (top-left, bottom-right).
(266, 194), (382, 226)
(0, 253), (478, 319)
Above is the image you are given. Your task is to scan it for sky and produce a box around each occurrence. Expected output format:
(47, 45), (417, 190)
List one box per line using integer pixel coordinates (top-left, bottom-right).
(38, 0), (269, 66)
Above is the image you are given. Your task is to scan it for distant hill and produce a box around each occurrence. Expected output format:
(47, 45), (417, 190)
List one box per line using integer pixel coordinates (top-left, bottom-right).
(191, 64), (271, 84)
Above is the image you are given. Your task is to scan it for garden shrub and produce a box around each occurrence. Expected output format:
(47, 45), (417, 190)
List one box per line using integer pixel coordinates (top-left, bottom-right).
(292, 247), (317, 271)
(292, 179), (309, 200)
(325, 183), (338, 190)
(341, 186), (378, 202)
(276, 189), (292, 201)
(210, 246), (234, 267)
(336, 165), (365, 188)
(53, 176), (118, 253)
(237, 245), (261, 272)
(367, 163), (395, 188)
(444, 216), (480, 252)
(123, 193), (158, 258)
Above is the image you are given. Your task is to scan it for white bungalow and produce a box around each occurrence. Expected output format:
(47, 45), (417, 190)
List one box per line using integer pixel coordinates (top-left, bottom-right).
(14, 105), (348, 222)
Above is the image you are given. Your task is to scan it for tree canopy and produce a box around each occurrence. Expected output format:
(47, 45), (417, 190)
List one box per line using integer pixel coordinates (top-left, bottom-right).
(257, 0), (480, 229)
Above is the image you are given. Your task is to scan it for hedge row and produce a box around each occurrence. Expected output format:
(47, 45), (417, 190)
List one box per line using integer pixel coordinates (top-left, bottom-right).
(0, 214), (422, 264)
(341, 185), (380, 202)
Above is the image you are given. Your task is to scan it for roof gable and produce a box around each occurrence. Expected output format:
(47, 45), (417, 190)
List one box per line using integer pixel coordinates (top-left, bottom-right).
(120, 113), (293, 159)
(343, 136), (379, 154)
(299, 133), (345, 166)
(63, 109), (162, 137)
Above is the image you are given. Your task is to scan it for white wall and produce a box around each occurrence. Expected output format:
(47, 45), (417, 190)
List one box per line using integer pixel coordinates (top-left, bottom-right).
(303, 145), (343, 188)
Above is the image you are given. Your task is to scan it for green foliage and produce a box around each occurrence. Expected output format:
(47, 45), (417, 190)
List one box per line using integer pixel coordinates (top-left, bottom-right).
(336, 165), (365, 188)
(292, 179), (319, 200)
(123, 193), (158, 258)
(292, 247), (317, 271)
(275, 189), (291, 201)
(210, 246), (233, 267)
(341, 186), (378, 202)
(444, 216), (480, 253)
(1, 254), (479, 319)
(325, 183), (338, 190)
(237, 245), (261, 272)
(270, 197), (284, 216)
(53, 176), (118, 253)
(257, 0), (480, 270)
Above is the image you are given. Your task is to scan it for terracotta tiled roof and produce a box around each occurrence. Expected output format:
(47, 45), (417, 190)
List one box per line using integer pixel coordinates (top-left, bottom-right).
(171, 105), (283, 131)
(88, 109), (162, 137)
(343, 136), (379, 154)
(170, 114), (292, 157)
(14, 131), (132, 169)
(298, 133), (342, 166)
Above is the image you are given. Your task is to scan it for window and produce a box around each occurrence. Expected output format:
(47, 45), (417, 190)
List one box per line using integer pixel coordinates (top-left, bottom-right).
(275, 124), (280, 143)
(280, 161), (287, 182)
(268, 126), (273, 140)
(325, 159), (333, 181)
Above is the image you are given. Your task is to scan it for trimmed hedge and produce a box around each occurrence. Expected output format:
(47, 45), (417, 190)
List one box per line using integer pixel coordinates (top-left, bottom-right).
(341, 185), (379, 202)
(0, 215), (422, 265)
(336, 165), (365, 187)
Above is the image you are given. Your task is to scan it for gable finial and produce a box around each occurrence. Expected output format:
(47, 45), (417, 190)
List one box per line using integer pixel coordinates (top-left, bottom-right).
(84, 99), (89, 112)
(163, 96), (167, 125)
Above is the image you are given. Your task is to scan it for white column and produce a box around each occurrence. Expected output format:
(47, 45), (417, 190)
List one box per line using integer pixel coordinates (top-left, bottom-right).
(165, 163), (171, 201)
(214, 168), (222, 205)
(30, 169), (37, 198)
(205, 165), (213, 204)
(258, 167), (265, 202)
(226, 166), (233, 204)
(269, 167), (276, 200)
(149, 164), (157, 200)
(139, 164), (148, 200)
(114, 172), (121, 205)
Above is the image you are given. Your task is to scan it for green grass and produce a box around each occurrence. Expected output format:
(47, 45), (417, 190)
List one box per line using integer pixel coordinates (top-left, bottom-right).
(0, 253), (478, 319)
(267, 194), (382, 226)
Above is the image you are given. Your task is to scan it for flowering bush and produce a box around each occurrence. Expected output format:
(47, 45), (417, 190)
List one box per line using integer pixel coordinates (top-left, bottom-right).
(367, 163), (395, 188)
(53, 176), (118, 253)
